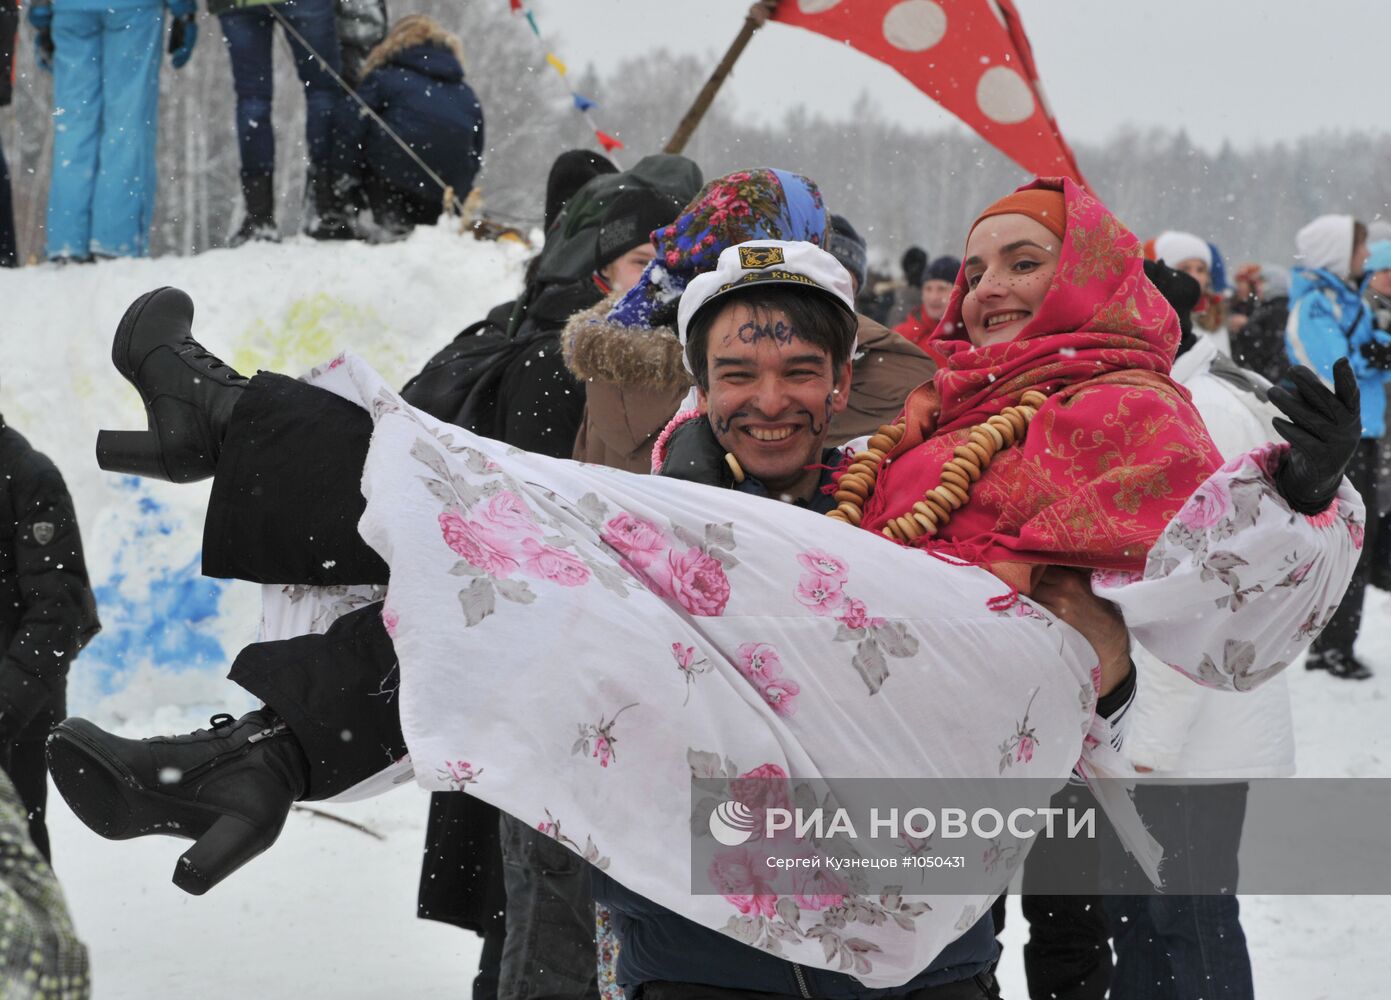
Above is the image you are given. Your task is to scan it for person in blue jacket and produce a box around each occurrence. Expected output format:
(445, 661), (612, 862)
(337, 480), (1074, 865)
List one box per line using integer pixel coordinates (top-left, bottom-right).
(27, 0), (195, 262)
(1285, 213), (1390, 679)
(345, 13), (482, 236)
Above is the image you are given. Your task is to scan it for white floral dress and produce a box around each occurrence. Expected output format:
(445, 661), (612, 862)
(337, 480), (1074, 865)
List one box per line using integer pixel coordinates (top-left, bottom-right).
(270, 353), (1361, 989)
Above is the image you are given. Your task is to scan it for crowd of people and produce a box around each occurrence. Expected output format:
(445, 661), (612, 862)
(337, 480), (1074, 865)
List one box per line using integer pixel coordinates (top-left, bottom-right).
(0, 0), (484, 263)
(1, 7), (1390, 1000)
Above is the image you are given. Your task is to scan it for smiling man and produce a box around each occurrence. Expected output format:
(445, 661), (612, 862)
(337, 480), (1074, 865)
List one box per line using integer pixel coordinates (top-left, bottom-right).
(678, 243), (857, 506)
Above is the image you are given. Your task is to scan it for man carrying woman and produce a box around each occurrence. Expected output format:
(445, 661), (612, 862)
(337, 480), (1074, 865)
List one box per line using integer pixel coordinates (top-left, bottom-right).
(49, 178), (1363, 995)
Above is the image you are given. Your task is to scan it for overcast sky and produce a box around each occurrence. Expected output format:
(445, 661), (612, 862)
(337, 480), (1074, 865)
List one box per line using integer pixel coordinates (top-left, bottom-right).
(534, 0), (1388, 149)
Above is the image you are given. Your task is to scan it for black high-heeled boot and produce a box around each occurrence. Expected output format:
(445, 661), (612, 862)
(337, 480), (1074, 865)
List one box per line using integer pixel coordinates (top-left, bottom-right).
(46, 710), (310, 895)
(95, 286), (248, 483)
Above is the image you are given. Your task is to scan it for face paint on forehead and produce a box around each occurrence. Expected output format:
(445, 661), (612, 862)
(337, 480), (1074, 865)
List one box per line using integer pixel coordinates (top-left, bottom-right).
(720, 319), (803, 349)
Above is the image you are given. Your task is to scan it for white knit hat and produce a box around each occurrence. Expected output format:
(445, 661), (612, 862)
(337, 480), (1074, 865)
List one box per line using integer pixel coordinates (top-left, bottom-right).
(1295, 215), (1356, 278)
(1153, 231), (1212, 270)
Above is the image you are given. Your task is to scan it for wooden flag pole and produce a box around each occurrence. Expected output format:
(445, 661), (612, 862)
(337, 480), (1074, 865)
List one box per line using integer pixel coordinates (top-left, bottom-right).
(664, 2), (778, 154)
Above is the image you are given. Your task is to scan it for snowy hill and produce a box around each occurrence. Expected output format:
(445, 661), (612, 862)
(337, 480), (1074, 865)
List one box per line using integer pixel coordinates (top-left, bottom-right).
(3, 231), (1390, 995)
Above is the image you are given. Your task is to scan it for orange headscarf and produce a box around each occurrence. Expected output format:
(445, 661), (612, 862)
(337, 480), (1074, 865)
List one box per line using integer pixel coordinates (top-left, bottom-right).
(860, 178), (1221, 586)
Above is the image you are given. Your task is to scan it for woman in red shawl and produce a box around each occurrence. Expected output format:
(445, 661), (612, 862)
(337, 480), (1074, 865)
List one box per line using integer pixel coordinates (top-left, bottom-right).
(859, 181), (1222, 586)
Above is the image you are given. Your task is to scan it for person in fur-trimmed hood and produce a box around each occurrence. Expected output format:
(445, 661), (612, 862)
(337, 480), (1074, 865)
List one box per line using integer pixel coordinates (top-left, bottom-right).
(345, 13), (483, 234)
(561, 168), (938, 472)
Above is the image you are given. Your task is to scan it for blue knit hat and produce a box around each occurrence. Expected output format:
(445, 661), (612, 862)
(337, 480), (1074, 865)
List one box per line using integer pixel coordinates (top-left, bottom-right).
(1366, 240), (1391, 274)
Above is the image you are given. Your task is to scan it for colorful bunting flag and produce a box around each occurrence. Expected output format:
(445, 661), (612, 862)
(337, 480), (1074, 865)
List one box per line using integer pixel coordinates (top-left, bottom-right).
(773, 0), (1087, 185)
(508, 1), (623, 166)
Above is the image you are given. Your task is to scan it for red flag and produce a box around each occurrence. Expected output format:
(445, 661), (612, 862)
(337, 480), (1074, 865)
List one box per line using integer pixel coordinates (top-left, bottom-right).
(594, 130), (625, 153)
(509, 0), (523, 12)
(773, 0), (1087, 186)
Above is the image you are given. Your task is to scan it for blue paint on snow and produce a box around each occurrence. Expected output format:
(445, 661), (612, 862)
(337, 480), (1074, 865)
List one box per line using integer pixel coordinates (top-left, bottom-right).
(80, 484), (229, 694)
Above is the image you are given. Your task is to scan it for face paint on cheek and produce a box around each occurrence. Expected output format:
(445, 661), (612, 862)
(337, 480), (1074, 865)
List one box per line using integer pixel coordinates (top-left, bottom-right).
(810, 392), (832, 437)
(711, 410), (745, 440)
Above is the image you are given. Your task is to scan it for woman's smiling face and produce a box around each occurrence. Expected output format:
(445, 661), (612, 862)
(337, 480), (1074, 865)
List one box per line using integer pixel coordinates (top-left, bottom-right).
(960, 214), (1061, 348)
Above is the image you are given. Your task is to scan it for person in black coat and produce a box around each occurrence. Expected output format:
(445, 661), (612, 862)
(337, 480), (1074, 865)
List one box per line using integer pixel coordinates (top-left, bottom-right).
(0, 413), (100, 860)
(346, 14), (484, 235)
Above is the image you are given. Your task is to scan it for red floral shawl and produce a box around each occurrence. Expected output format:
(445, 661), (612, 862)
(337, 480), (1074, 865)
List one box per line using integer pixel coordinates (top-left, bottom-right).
(860, 178), (1221, 588)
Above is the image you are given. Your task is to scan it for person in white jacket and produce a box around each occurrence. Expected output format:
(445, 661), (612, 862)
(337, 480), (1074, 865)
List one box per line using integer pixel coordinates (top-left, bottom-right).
(1106, 261), (1292, 1000)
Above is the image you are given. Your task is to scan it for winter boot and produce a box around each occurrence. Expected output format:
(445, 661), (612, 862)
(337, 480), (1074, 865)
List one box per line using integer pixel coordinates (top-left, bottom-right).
(229, 172), (279, 247)
(1304, 649), (1373, 680)
(94, 286), (248, 483)
(306, 167), (358, 241)
(46, 710), (309, 895)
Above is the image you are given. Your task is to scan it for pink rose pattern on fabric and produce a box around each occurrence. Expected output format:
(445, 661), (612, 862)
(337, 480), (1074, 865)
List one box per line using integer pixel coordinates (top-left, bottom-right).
(437, 759), (483, 789)
(601, 515), (736, 617)
(601, 513), (667, 566)
(998, 689), (1041, 774)
(412, 434), (608, 628)
(795, 548), (915, 695)
(519, 538), (591, 587)
(708, 845), (780, 918)
(381, 606), (399, 638)
(573, 704), (639, 769)
(1176, 476), (1231, 531)
(735, 643), (800, 717)
(672, 642), (712, 705)
(440, 510), (521, 578)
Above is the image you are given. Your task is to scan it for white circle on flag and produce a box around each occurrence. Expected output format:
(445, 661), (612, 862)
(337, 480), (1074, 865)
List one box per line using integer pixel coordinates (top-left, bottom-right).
(882, 0), (948, 52)
(798, 0), (844, 12)
(976, 66), (1035, 124)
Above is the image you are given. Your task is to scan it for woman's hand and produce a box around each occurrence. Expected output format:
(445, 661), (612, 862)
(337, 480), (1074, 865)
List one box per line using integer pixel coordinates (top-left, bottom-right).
(1269, 358), (1360, 515)
(1031, 567), (1132, 695)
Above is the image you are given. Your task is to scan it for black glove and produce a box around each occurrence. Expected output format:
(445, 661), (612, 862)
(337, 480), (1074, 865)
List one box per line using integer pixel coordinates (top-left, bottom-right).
(1268, 359), (1361, 515)
(656, 416), (734, 488)
(1360, 338), (1391, 370)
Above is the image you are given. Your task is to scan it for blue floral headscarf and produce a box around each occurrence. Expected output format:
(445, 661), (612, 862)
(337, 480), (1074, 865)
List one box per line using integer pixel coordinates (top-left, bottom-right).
(605, 167), (829, 330)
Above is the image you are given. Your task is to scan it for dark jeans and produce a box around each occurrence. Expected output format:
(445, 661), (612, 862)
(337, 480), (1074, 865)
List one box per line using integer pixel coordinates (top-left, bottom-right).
(993, 786), (1110, 1000)
(0, 135), (15, 268)
(1310, 438), (1379, 659)
(217, 0), (344, 177)
(1103, 784), (1253, 1000)
(498, 813), (598, 1000)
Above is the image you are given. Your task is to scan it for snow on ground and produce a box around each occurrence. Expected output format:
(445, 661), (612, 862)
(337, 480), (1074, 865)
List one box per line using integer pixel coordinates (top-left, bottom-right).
(5, 232), (1390, 995)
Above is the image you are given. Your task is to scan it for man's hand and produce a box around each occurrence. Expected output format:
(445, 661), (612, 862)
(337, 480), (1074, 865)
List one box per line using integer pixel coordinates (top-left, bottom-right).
(1031, 567), (1131, 695)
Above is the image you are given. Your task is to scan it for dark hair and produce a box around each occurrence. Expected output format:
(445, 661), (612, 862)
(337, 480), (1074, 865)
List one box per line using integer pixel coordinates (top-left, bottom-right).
(684, 285), (857, 390)
(1354, 220), (1369, 250)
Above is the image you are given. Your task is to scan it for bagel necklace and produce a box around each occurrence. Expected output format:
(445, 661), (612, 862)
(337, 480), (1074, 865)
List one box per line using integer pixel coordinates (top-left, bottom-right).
(824, 389), (1050, 542)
